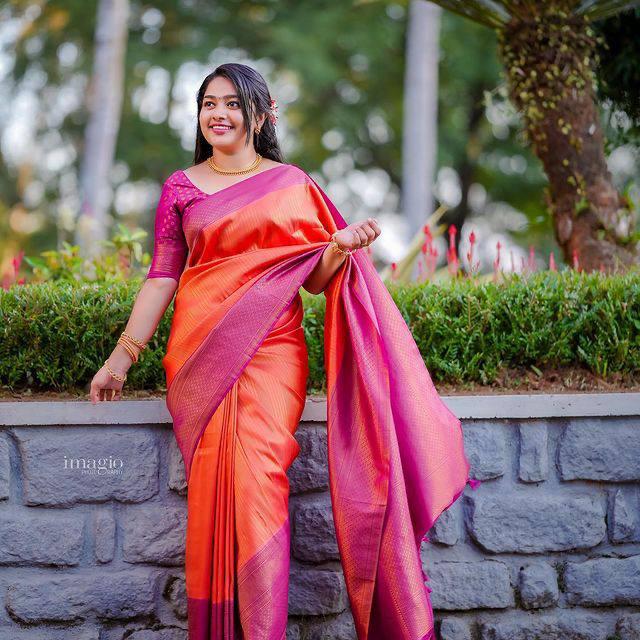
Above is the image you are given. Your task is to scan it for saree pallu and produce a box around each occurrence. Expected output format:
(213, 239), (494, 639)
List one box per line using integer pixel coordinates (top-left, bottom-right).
(158, 163), (473, 640)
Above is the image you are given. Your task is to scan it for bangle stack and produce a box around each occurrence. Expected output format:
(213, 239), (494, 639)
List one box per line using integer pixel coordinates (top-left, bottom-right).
(330, 233), (355, 257)
(117, 331), (147, 364)
(104, 331), (148, 383)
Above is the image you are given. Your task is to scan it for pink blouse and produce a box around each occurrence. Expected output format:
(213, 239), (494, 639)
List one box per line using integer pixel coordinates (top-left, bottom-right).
(146, 165), (298, 282)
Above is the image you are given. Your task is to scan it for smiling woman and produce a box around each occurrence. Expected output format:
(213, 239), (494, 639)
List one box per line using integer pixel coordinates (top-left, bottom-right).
(89, 62), (471, 640)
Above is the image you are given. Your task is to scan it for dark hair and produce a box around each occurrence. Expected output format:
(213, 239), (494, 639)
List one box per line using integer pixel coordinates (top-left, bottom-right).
(193, 63), (284, 165)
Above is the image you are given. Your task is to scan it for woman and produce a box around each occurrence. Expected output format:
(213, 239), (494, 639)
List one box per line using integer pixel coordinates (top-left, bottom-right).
(89, 63), (473, 640)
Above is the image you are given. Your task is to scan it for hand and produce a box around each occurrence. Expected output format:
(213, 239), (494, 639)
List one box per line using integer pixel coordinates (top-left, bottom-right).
(333, 217), (381, 252)
(89, 362), (126, 404)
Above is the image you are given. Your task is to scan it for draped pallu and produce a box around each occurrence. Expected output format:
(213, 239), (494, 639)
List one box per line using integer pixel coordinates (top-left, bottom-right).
(146, 163), (472, 640)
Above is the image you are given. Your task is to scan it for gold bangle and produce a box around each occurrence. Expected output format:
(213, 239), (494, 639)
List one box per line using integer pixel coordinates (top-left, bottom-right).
(121, 331), (147, 350)
(104, 358), (127, 382)
(330, 233), (354, 257)
(117, 337), (139, 363)
(118, 334), (141, 357)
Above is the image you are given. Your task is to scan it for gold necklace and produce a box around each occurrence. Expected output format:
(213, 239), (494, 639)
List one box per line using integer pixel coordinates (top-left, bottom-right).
(207, 153), (263, 175)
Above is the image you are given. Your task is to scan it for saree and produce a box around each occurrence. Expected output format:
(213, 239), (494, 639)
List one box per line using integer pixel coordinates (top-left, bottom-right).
(145, 163), (474, 640)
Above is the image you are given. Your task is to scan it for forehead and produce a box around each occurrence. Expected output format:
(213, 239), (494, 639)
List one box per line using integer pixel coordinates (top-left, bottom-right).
(204, 75), (237, 97)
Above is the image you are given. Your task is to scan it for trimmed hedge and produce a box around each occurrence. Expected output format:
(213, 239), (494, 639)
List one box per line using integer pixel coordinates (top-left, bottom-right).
(1, 269), (638, 394)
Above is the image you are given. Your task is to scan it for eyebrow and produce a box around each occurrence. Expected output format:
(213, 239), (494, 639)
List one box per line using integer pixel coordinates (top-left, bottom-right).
(203, 94), (239, 99)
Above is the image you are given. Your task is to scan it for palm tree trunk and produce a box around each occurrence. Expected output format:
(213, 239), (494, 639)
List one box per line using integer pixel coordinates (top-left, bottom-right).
(499, 9), (638, 271)
(75, 0), (129, 260)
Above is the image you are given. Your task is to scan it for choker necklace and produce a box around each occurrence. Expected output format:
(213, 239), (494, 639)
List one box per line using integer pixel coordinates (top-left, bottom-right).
(207, 153), (263, 175)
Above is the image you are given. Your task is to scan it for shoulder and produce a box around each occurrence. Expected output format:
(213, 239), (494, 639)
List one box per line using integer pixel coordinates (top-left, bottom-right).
(277, 162), (312, 184)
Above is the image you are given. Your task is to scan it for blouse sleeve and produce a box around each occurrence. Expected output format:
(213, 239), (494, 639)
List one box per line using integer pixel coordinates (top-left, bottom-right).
(145, 178), (188, 282)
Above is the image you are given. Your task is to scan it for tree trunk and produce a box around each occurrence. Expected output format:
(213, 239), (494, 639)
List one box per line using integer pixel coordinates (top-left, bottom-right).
(402, 0), (441, 246)
(499, 9), (638, 272)
(75, 0), (129, 260)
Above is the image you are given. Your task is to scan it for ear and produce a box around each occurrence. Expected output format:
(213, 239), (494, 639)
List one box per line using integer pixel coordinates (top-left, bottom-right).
(256, 113), (268, 130)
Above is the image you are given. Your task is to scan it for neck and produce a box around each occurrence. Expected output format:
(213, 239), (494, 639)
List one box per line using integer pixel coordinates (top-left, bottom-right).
(209, 149), (260, 171)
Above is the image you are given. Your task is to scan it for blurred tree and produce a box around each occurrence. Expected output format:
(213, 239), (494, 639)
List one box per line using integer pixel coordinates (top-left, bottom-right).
(423, 0), (640, 272)
(593, 7), (640, 148)
(75, 0), (130, 260)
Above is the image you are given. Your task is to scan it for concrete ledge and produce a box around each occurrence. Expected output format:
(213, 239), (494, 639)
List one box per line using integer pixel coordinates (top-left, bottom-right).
(0, 392), (638, 426)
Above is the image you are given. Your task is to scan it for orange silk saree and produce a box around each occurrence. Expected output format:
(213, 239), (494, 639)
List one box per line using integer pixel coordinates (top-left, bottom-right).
(145, 163), (474, 639)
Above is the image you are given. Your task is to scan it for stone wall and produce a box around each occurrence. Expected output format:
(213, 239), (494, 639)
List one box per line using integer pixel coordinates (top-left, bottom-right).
(0, 393), (639, 640)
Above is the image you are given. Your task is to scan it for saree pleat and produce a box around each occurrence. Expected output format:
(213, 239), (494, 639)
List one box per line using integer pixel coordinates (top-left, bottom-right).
(185, 292), (308, 640)
(158, 164), (473, 640)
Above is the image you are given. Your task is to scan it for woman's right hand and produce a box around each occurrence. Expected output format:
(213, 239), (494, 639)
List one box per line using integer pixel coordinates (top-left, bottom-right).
(89, 362), (126, 404)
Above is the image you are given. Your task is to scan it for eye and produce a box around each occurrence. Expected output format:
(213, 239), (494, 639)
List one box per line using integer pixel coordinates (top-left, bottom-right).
(204, 101), (213, 107)
(228, 100), (239, 107)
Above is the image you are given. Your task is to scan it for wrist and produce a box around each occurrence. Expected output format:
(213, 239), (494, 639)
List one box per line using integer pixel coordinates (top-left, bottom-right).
(109, 345), (134, 373)
(330, 232), (354, 257)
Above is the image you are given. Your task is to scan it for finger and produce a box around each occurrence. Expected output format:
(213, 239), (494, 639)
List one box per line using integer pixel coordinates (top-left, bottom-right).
(367, 218), (381, 234)
(355, 228), (369, 245)
(99, 388), (105, 402)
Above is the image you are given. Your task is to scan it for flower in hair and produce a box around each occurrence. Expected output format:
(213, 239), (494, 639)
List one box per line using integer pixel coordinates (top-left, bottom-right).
(269, 98), (279, 125)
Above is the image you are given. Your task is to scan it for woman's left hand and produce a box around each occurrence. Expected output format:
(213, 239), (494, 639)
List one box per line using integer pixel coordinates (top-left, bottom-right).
(333, 217), (381, 252)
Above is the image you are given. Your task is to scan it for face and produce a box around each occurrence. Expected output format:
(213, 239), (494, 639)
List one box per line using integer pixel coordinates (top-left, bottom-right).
(199, 75), (265, 152)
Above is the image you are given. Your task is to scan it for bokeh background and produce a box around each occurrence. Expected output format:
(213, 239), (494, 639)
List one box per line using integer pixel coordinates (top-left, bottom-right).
(1, 0), (639, 285)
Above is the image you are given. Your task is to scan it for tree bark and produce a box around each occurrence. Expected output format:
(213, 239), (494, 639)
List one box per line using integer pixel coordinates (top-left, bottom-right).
(499, 9), (638, 272)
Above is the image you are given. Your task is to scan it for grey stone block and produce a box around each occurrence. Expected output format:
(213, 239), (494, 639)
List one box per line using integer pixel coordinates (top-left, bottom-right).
(558, 418), (640, 481)
(307, 610), (356, 639)
(94, 507), (116, 563)
(167, 437), (187, 496)
(288, 426), (328, 494)
(164, 574), (187, 620)
(439, 618), (472, 640)
(519, 562), (559, 609)
(429, 560), (513, 610)
(128, 629), (188, 640)
(14, 427), (159, 506)
(292, 496), (339, 562)
(0, 628), (100, 640)
(462, 422), (507, 480)
(286, 619), (302, 640)
(288, 567), (348, 615)
(5, 570), (157, 622)
(0, 436), (9, 500)
(478, 612), (610, 639)
(609, 488), (637, 543)
(617, 613), (640, 640)
(429, 501), (460, 546)
(0, 509), (83, 566)
(467, 494), (606, 552)
(565, 555), (640, 606)
(122, 505), (187, 565)
(518, 421), (548, 482)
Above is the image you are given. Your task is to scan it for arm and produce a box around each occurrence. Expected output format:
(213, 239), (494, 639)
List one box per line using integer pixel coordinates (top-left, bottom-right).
(302, 242), (347, 295)
(302, 218), (382, 294)
(104, 277), (178, 372)
(89, 177), (187, 402)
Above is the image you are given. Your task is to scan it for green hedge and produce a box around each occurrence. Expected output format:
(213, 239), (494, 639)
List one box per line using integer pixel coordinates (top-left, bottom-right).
(1, 269), (638, 394)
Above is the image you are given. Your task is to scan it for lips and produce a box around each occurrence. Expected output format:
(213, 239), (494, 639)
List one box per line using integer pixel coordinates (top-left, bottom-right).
(210, 124), (232, 131)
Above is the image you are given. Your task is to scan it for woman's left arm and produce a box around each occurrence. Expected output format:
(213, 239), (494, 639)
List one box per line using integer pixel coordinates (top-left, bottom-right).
(302, 217), (381, 294)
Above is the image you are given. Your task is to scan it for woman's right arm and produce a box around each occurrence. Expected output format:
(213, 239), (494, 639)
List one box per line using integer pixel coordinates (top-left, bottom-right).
(89, 277), (178, 403)
(89, 176), (187, 403)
